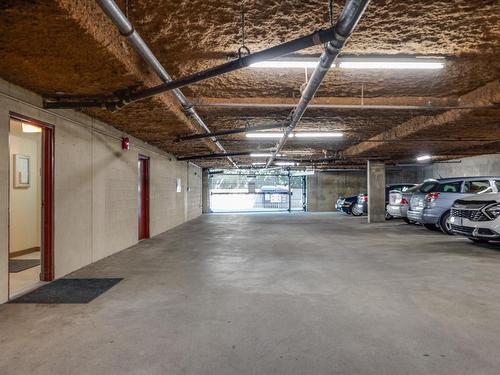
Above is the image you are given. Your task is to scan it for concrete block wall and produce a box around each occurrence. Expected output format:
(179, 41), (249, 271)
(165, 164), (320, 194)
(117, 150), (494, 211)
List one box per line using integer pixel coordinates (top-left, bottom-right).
(422, 154), (500, 179)
(307, 167), (423, 212)
(0, 79), (202, 303)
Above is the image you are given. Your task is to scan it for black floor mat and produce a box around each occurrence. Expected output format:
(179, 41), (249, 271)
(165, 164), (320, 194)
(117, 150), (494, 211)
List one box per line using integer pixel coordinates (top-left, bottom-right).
(9, 259), (41, 273)
(10, 278), (123, 304)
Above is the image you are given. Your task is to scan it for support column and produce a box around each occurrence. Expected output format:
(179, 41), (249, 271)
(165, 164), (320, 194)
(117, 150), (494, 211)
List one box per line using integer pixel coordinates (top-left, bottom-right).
(201, 168), (210, 214)
(367, 161), (386, 223)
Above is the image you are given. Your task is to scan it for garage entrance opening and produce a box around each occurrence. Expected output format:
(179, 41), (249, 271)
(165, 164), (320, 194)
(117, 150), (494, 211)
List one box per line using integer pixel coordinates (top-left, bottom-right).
(209, 170), (307, 213)
(8, 114), (54, 298)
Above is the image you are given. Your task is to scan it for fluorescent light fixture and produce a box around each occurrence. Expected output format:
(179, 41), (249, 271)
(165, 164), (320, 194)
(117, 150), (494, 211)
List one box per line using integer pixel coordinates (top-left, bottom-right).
(339, 59), (444, 70)
(21, 123), (42, 133)
(416, 154), (432, 161)
(250, 153), (283, 158)
(246, 132), (285, 138)
(294, 132), (343, 138)
(252, 162), (266, 166)
(275, 161), (298, 166)
(250, 60), (318, 69)
(250, 57), (444, 71)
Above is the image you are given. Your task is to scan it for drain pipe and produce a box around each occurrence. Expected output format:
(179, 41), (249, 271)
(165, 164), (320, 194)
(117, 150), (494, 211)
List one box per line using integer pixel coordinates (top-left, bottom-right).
(95, 0), (237, 167)
(266, 0), (370, 168)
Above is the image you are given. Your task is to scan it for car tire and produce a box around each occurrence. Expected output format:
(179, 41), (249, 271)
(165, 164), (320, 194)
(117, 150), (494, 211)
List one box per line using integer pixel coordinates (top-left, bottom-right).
(351, 203), (362, 216)
(439, 210), (454, 235)
(423, 223), (440, 231)
(402, 217), (412, 224)
(385, 212), (393, 220)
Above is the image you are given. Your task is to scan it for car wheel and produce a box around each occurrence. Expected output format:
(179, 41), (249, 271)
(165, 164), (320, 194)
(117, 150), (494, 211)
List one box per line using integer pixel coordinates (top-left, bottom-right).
(385, 212), (393, 220)
(423, 223), (440, 231)
(402, 217), (412, 224)
(468, 238), (490, 243)
(351, 203), (362, 216)
(439, 210), (454, 235)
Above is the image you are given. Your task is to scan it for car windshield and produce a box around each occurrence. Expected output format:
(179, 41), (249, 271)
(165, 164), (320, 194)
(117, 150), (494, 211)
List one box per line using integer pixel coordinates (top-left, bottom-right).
(388, 184), (414, 192)
(406, 184), (421, 193)
(419, 181), (438, 193)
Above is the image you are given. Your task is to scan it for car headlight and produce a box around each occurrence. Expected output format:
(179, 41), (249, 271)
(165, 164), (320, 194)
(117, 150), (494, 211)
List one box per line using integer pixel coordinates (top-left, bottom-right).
(486, 203), (500, 219)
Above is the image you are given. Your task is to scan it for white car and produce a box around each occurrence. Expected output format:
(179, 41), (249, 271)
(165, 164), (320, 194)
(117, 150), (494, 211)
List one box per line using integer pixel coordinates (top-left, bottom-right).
(450, 192), (500, 243)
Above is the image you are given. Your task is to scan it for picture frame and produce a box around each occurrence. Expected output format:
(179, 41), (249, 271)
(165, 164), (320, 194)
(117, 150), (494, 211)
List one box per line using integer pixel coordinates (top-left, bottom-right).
(13, 154), (30, 188)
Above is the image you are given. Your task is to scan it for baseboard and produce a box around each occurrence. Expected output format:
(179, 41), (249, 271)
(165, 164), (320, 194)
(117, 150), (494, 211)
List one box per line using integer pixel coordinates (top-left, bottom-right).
(9, 247), (40, 258)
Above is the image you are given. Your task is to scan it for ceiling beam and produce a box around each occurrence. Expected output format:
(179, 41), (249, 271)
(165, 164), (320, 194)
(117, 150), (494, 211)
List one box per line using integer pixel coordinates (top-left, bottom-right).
(343, 80), (500, 157)
(192, 95), (485, 110)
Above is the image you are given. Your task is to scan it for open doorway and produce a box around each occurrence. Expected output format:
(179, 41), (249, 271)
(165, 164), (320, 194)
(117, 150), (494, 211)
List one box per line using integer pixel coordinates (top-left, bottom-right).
(8, 114), (54, 298)
(138, 155), (150, 240)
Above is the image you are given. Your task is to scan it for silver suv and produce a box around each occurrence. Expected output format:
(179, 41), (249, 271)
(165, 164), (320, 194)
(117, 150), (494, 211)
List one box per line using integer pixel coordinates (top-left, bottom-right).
(407, 177), (500, 234)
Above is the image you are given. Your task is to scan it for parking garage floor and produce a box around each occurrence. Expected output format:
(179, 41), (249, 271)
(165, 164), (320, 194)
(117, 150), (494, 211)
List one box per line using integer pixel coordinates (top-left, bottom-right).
(1, 213), (500, 375)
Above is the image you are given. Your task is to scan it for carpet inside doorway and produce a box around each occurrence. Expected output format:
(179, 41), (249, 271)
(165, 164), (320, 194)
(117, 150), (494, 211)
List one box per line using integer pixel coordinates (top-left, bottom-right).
(9, 259), (41, 273)
(9, 278), (123, 304)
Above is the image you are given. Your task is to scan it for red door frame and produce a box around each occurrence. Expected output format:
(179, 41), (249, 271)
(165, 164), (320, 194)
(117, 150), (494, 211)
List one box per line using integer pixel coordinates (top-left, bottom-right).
(9, 112), (55, 282)
(138, 155), (150, 240)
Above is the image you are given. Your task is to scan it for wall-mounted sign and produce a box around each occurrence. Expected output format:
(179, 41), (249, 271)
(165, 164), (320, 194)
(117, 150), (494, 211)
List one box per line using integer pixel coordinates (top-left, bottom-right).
(13, 154), (30, 188)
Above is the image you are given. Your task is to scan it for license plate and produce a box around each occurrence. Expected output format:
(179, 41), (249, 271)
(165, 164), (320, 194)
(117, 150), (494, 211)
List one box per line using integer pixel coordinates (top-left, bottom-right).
(450, 216), (463, 226)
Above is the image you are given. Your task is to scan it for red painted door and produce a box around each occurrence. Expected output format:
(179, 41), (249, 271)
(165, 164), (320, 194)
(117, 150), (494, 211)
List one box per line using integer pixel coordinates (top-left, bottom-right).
(138, 156), (150, 240)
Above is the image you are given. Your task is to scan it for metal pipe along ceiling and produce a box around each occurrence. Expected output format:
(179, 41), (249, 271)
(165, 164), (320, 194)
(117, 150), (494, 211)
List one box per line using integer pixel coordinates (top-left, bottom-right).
(265, 0), (371, 168)
(95, 0), (237, 167)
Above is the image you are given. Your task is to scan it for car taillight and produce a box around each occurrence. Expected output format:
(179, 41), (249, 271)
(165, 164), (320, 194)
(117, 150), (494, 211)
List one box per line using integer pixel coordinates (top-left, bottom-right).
(425, 192), (440, 202)
(363, 195), (368, 202)
(401, 197), (409, 205)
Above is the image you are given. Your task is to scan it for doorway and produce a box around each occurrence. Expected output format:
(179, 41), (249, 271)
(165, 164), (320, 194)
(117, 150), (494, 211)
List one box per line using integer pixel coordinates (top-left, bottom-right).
(138, 155), (150, 240)
(8, 114), (54, 298)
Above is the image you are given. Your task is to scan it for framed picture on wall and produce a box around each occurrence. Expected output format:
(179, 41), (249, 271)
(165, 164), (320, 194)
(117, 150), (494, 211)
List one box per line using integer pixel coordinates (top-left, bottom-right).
(13, 154), (30, 188)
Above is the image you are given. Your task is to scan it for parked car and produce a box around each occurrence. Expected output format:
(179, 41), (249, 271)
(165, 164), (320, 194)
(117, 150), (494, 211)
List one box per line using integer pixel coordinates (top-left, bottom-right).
(386, 184), (422, 223)
(336, 194), (364, 216)
(450, 192), (500, 243)
(407, 177), (500, 234)
(356, 184), (417, 219)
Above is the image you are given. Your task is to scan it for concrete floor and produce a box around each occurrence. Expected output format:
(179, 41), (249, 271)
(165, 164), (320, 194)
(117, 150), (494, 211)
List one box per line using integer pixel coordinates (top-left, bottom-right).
(1, 212), (500, 375)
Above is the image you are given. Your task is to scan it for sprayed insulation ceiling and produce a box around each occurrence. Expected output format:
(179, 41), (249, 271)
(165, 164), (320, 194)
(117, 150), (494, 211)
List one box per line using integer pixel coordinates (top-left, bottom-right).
(0, 0), (499, 168)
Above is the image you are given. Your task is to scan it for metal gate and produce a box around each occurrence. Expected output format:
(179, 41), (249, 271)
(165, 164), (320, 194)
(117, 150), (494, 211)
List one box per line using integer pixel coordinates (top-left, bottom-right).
(209, 171), (306, 213)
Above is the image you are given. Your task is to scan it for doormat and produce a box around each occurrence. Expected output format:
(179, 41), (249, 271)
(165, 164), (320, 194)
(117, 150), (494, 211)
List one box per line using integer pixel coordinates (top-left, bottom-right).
(9, 259), (41, 273)
(10, 278), (123, 304)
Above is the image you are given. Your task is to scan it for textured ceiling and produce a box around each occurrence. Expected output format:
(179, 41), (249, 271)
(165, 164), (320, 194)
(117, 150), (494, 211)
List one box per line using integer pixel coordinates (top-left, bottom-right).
(0, 0), (499, 168)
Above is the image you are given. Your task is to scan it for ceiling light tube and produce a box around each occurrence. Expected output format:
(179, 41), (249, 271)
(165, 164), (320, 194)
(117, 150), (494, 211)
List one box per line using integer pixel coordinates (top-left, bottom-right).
(250, 153), (283, 157)
(338, 60), (444, 70)
(22, 123), (42, 133)
(294, 132), (343, 138)
(250, 57), (444, 71)
(416, 154), (432, 161)
(246, 132), (288, 139)
(275, 161), (298, 166)
(252, 162), (266, 166)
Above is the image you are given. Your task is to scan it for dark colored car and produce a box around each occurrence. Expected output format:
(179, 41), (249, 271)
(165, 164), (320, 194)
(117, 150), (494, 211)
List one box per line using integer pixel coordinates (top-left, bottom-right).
(355, 184), (417, 218)
(336, 194), (364, 215)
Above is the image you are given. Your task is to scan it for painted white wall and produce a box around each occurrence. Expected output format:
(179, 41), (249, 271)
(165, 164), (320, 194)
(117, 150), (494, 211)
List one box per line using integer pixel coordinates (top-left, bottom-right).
(0, 79), (202, 303)
(8, 120), (41, 253)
